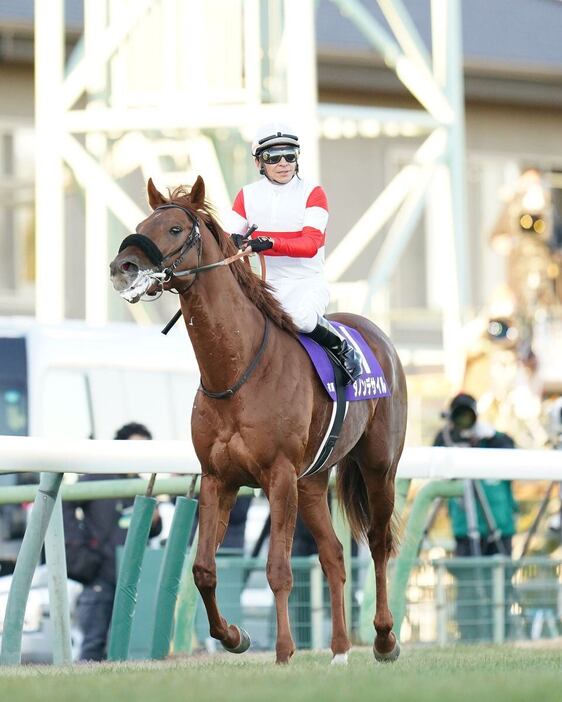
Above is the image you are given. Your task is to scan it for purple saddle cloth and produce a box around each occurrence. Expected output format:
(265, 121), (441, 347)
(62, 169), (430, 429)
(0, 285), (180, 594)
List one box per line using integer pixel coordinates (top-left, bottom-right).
(298, 322), (391, 402)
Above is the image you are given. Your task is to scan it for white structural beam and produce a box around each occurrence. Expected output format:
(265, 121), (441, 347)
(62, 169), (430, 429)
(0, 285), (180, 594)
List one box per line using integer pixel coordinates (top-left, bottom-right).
(64, 103), (295, 133)
(243, 0), (261, 106)
(1, 437), (562, 481)
(318, 103), (438, 131)
(362, 159), (439, 310)
(62, 134), (146, 230)
(285, 0), (320, 181)
(34, 0), (65, 323)
(84, 0), (109, 324)
(62, 0), (153, 110)
(432, 0), (470, 315)
(326, 127), (446, 281)
(330, 0), (453, 123)
(326, 0), (469, 342)
(37, 1), (321, 325)
(377, 0), (432, 71)
(326, 166), (415, 282)
(66, 102), (438, 137)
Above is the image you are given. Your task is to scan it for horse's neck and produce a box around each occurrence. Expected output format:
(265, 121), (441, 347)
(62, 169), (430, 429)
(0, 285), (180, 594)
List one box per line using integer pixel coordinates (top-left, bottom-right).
(179, 236), (263, 392)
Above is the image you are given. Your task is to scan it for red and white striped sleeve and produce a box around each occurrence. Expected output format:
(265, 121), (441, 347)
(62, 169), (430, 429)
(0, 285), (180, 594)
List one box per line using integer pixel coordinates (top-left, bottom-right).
(266, 186), (329, 258)
(223, 189), (249, 236)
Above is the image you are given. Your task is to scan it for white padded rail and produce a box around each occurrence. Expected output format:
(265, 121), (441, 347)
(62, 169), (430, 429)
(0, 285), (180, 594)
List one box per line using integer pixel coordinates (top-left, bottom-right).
(0, 437), (561, 480)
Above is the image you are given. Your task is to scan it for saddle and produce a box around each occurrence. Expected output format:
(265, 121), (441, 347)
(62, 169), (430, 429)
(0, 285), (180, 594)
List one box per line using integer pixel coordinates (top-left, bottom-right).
(298, 322), (391, 478)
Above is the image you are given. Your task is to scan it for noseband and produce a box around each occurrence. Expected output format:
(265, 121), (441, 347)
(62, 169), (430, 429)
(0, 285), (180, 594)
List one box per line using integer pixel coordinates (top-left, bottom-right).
(118, 203), (202, 286)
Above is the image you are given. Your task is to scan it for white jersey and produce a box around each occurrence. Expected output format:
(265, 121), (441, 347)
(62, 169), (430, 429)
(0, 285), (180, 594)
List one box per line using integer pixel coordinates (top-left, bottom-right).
(226, 175), (329, 281)
(224, 175), (330, 332)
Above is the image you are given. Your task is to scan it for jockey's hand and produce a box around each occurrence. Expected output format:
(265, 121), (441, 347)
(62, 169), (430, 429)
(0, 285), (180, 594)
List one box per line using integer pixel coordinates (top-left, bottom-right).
(244, 236), (274, 253)
(230, 233), (246, 250)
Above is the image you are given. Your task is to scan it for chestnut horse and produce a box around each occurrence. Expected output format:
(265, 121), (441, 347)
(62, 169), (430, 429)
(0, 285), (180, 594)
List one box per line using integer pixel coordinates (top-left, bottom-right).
(109, 177), (407, 664)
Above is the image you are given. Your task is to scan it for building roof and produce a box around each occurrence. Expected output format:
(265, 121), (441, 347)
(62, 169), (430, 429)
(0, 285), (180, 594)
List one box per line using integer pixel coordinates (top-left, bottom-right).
(0, 0), (82, 30)
(1, 0), (561, 76)
(317, 0), (562, 75)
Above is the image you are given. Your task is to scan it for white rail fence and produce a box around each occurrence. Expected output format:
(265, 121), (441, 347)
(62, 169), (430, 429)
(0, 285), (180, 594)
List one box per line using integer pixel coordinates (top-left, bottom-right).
(1, 436), (562, 481)
(1, 436), (562, 665)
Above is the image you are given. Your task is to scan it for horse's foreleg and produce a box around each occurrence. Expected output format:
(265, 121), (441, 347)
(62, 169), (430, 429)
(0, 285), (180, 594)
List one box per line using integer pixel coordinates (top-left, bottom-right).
(265, 463), (298, 664)
(192, 475), (245, 651)
(298, 473), (351, 662)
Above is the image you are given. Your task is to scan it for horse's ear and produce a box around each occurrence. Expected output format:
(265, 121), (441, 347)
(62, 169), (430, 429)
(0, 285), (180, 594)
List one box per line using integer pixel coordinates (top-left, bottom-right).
(147, 178), (167, 210)
(190, 176), (205, 209)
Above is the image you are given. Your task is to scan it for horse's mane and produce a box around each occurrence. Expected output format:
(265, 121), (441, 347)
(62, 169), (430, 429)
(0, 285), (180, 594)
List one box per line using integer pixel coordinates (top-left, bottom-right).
(167, 186), (298, 337)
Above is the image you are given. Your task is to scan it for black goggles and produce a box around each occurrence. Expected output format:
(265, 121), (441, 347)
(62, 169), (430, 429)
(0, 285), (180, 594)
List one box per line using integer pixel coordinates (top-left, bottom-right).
(260, 148), (299, 165)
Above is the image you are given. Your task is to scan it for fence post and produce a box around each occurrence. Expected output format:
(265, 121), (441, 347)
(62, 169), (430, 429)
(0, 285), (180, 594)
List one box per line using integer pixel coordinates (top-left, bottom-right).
(173, 526), (200, 654)
(435, 561), (447, 646)
(150, 496), (197, 659)
(0, 472), (63, 666)
(107, 495), (156, 661)
(492, 557), (505, 644)
(310, 556), (324, 650)
(44, 493), (73, 664)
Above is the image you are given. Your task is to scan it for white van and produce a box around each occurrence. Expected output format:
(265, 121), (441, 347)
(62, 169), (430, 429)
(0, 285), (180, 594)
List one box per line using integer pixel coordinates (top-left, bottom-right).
(0, 316), (200, 573)
(0, 316), (200, 440)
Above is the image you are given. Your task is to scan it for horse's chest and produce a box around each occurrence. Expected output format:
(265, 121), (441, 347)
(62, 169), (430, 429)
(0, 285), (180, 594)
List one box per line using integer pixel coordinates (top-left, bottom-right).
(202, 434), (268, 485)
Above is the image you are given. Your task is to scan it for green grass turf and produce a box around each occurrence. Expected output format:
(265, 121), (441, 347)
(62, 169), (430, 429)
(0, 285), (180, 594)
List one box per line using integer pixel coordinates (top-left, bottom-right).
(1, 646), (561, 702)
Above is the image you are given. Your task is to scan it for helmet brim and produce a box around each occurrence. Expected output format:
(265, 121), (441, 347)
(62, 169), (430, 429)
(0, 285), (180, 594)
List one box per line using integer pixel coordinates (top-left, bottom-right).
(253, 134), (300, 157)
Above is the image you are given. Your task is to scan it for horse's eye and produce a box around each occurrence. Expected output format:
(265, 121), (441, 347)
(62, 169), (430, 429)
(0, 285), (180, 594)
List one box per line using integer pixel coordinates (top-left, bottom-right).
(170, 225), (183, 235)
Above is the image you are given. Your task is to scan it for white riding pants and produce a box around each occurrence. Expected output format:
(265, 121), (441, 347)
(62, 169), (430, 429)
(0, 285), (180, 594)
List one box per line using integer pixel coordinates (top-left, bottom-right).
(268, 276), (330, 333)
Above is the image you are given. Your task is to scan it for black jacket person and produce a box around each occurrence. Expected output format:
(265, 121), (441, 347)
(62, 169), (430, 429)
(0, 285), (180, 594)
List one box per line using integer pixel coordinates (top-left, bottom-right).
(63, 423), (161, 661)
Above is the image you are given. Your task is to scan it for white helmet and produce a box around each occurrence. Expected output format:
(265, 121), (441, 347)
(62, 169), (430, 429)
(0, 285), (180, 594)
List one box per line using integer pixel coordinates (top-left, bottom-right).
(251, 122), (300, 157)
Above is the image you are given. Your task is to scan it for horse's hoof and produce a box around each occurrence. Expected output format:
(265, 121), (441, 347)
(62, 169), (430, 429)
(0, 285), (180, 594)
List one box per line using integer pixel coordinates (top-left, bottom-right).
(221, 625), (251, 654)
(331, 652), (349, 666)
(373, 639), (400, 663)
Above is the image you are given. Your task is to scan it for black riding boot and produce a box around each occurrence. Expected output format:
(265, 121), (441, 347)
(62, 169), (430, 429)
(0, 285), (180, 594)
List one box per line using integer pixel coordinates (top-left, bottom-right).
(305, 318), (362, 385)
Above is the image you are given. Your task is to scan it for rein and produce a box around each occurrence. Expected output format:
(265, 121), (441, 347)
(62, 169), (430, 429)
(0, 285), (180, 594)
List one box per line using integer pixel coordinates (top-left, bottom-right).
(159, 249), (254, 335)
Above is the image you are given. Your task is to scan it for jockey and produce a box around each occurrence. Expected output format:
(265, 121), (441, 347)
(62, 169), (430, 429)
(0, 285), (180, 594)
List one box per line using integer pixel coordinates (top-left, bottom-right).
(225, 122), (361, 384)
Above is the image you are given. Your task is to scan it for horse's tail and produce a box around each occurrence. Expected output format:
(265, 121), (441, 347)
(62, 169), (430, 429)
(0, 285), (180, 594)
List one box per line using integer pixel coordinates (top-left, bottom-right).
(335, 456), (400, 555)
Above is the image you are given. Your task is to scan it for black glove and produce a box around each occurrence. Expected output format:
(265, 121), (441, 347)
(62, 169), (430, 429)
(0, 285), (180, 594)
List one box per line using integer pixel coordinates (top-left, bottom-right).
(246, 236), (273, 253)
(230, 233), (246, 250)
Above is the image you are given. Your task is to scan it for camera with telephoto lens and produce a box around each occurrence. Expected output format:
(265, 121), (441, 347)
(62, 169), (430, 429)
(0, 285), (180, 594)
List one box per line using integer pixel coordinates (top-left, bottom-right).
(441, 393), (478, 443)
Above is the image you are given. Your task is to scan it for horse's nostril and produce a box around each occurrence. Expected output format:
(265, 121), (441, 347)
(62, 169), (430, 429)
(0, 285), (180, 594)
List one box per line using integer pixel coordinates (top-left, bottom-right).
(121, 261), (138, 275)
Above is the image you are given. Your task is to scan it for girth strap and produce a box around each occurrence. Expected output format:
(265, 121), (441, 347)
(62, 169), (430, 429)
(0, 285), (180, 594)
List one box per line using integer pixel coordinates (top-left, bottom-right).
(299, 363), (348, 479)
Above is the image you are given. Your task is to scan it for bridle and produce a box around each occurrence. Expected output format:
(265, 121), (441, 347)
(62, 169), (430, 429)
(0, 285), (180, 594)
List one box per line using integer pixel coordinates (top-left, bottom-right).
(118, 203), (202, 293)
(117, 202), (268, 399)
(118, 203), (256, 296)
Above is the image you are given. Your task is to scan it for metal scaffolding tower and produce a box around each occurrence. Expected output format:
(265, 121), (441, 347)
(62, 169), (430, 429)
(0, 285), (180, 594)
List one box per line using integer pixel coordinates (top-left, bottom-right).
(35, 0), (469, 375)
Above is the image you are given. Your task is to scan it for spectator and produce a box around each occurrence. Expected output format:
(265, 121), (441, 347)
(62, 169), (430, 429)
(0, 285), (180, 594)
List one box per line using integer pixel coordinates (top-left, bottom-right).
(63, 422), (162, 661)
(434, 393), (518, 641)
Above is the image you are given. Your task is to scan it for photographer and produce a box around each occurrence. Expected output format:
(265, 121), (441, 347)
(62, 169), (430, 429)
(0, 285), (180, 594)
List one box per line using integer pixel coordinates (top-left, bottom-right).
(63, 422), (162, 661)
(433, 393), (518, 641)
(434, 393), (518, 558)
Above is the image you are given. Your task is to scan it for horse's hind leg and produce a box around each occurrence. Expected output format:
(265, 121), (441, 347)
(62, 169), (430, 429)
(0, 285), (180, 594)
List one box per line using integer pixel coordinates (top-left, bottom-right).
(298, 471), (351, 663)
(357, 457), (400, 662)
(192, 474), (249, 653)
